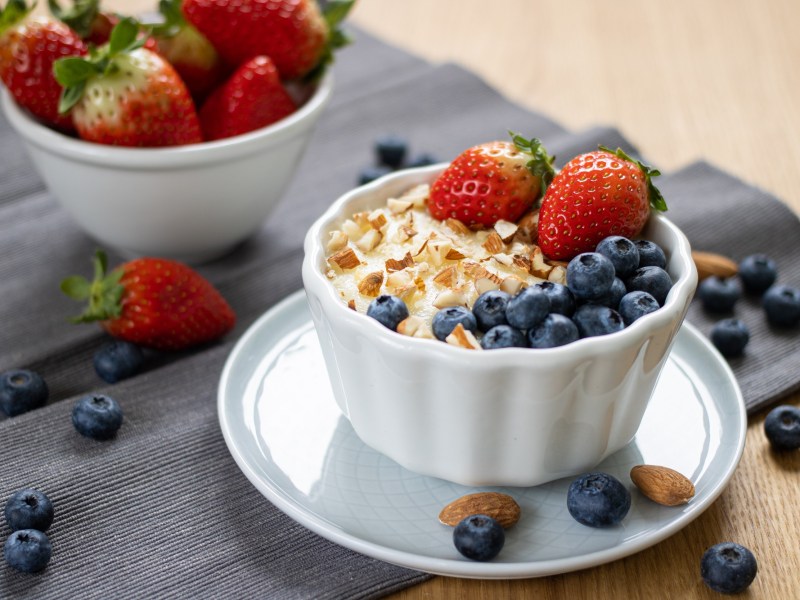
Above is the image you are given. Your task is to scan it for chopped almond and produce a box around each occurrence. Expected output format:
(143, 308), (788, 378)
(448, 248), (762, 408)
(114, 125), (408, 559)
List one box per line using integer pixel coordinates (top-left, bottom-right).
(494, 220), (518, 243)
(387, 198), (414, 214)
(385, 252), (415, 272)
(482, 232), (505, 254)
(433, 265), (459, 288)
(445, 218), (471, 235)
(328, 246), (360, 270)
(446, 323), (482, 350)
(355, 229), (382, 252)
(358, 271), (384, 296)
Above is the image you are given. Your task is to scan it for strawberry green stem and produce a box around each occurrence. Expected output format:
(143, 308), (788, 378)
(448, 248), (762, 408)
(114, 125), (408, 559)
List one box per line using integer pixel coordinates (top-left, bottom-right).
(48, 0), (99, 38)
(303, 0), (355, 83)
(60, 250), (125, 323)
(509, 132), (556, 196)
(0, 0), (31, 37)
(599, 145), (668, 212)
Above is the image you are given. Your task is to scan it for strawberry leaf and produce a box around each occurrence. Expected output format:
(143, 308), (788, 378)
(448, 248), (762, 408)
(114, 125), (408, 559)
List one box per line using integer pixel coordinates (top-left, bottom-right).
(303, 0), (355, 83)
(599, 146), (668, 212)
(0, 0), (30, 35)
(48, 0), (99, 38)
(108, 17), (140, 57)
(62, 250), (126, 324)
(150, 0), (185, 38)
(509, 132), (556, 196)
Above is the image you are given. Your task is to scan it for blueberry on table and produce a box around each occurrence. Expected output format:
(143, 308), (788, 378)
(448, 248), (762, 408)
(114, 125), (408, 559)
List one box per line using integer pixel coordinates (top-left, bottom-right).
(696, 276), (740, 313)
(480, 325), (527, 349)
(4, 489), (54, 532)
(452, 514), (505, 561)
(633, 240), (667, 269)
(710, 318), (750, 358)
(534, 281), (576, 317)
(567, 472), (631, 527)
(366, 295), (409, 331)
(625, 266), (673, 307)
(72, 394), (124, 440)
(528, 314), (579, 348)
(762, 284), (800, 327)
(472, 290), (512, 332)
(566, 252), (616, 301)
(4, 529), (52, 573)
(374, 134), (408, 168)
(700, 542), (758, 594)
(432, 306), (477, 341)
(595, 236), (640, 279)
(505, 285), (550, 330)
(619, 291), (660, 326)
(572, 304), (625, 338)
(0, 369), (49, 417)
(357, 165), (392, 185)
(93, 340), (144, 384)
(764, 405), (800, 450)
(738, 254), (778, 293)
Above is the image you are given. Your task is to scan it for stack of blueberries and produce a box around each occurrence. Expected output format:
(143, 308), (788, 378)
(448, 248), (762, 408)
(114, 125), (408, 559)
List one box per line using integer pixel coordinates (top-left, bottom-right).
(367, 235), (673, 349)
(357, 134), (439, 185)
(697, 255), (800, 357)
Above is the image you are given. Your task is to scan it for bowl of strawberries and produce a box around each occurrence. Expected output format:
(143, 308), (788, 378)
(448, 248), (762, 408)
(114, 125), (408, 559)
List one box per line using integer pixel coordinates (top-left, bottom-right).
(303, 134), (698, 486)
(0, 0), (351, 262)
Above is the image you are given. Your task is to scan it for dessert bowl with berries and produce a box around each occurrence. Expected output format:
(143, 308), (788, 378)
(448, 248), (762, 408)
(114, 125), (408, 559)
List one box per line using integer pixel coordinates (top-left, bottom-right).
(0, 0), (351, 262)
(302, 135), (698, 487)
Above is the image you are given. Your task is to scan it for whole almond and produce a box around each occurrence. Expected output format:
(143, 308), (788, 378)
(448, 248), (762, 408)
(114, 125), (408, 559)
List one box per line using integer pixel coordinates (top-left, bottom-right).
(630, 465), (695, 506)
(692, 251), (738, 281)
(438, 492), (520, 529)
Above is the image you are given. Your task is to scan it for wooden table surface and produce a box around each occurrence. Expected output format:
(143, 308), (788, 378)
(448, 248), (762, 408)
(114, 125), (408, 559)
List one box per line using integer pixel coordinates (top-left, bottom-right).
(39, 1), (800, 597)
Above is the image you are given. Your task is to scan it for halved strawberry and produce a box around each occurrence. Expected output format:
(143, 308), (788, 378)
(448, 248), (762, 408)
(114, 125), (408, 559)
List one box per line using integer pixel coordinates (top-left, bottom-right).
(428, 133), (555, 228)
(62, 250), (235, 351)
(54, 18), (202, 146)
(199, 55), (296, 141)
(0, 0), (87, 130)
(537, 147), (667, 260)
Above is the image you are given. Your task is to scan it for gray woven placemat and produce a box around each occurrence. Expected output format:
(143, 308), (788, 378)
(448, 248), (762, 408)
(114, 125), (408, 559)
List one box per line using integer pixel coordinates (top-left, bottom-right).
(1, 27), (798, 599)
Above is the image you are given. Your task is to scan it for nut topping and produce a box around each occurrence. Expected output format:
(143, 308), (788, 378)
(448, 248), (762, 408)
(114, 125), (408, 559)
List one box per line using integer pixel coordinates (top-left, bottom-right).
(439, 492), (521, 529)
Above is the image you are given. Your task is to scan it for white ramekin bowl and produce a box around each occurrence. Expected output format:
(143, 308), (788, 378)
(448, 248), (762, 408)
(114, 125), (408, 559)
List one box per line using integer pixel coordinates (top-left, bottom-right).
(302, 165), (698, 487)
(1, 72), (333, 263)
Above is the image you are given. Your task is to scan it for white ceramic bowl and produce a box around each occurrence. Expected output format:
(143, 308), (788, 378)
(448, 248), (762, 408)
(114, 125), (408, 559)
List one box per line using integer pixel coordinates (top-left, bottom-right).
(302, 165), (698, 487)
(1, 72), (333, 263)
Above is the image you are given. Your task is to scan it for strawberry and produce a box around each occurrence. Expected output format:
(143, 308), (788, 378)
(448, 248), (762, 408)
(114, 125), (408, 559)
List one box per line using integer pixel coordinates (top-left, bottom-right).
(199, 55), (296, 141)
(182, 0), (355, 80)
(61, 251), (235, 351)
(53, 18), (202, 147)
(150, 0), (224, 102)
(0, 0), (87, 130)
(428, 133), (556, 228)
(537, 147), (668, 260)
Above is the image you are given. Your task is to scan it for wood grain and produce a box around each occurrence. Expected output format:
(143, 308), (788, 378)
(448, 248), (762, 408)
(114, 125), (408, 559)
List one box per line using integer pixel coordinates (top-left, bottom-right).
(36, 1), (800, 597)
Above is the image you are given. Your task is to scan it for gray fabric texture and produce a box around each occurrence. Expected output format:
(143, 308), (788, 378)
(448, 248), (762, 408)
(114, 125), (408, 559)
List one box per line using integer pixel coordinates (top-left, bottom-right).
(1, 26), (798, 599)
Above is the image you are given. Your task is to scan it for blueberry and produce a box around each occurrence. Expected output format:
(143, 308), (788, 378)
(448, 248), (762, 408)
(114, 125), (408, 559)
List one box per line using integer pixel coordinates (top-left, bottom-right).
(0, 369), (48, 417)
(566, 252), (616, 301)
(357, 165), (392, 185)
(505, 286), (550, 330)
(71, 394), (124, 440)
(619, 291), (660, 326)
(374, 134), (408, 168)
(3, 529), (52, 573)
(710, 318), (749, 357)
(366, 294), (409, 331)
(4, 489), (54, 532)
(763, 405), (800, 450)
(407, 152), (439, 168)
(700, 542), (758, 594)
(480, 325), (527, 349)
(567, 472), (631, 527)
(696, 276), (740, 313)
(595, 236), (640, 279)
(527, 314), (580, 348)
(572, 304), (625, 338)
(534, 281), (576, 317)
(472, 290), (511, 332)
(590, 277), (626, 310)
(738, 254), (777, 294)
(93, 340), (144, 384)
(762, 284), (800, 327)
(634, 240), (667, 269)
(625, 266), (673, 306)
(432, 306), (477, 341)
(452, 514), (505, 561)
